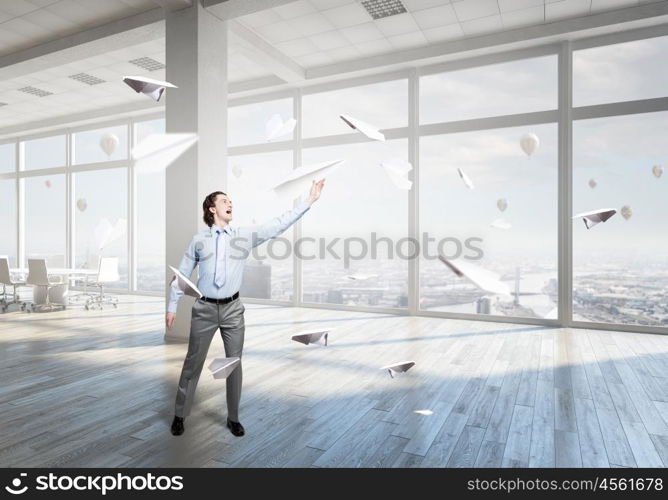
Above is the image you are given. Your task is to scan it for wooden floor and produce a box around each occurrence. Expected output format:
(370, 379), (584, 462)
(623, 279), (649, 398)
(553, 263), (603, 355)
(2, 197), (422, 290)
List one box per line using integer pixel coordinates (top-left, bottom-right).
(1, 295), (667, 468)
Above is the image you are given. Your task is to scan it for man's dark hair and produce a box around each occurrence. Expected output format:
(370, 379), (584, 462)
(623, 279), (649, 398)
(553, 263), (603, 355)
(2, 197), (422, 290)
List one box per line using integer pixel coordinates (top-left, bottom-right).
(202, 191), (227, 227)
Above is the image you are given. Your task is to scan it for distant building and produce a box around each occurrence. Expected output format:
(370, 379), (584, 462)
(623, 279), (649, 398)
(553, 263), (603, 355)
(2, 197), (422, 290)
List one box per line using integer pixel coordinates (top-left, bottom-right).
(241, 259), (271, 299)
(476, 297), (491, 314)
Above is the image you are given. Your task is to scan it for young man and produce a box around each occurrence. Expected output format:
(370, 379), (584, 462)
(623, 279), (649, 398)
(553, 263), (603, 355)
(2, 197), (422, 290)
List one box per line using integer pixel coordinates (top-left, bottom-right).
(167, 179), (325, 436)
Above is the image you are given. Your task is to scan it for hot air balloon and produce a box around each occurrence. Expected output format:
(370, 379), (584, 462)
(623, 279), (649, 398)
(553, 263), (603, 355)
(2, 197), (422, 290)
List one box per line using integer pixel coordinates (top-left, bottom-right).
(99, 133), (119, 157)
(497, 198), (508, 212)
(652, 165), (663, 178)
(588, 178), (597, 189)
(45, 180), (51, 188)
(520, 133), (539, 157)
(621, 205), (632, 220)
(76, 198), (88, 212)
(232, 164), (242, 179)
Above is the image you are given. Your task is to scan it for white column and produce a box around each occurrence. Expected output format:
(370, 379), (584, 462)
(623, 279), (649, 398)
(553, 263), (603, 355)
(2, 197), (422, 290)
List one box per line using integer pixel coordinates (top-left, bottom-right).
(165, 3), (228, 342)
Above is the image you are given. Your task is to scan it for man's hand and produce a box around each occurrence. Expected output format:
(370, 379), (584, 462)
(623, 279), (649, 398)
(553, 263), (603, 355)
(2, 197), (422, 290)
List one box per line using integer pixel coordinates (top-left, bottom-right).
(308, 179), (325, 205)
(166, 312), (176, 330)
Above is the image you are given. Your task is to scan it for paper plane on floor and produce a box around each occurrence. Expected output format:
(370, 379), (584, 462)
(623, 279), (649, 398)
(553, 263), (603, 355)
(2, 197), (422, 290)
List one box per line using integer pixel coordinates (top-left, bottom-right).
(340, 114), (385, 141)
(572, 208), (616, 229)
(169, 265), (202, 298)
(208, 357), (240, 379)
(291, 329), (331, 346)
(381, 361), (415, 378)
(122, 76), (176, 102)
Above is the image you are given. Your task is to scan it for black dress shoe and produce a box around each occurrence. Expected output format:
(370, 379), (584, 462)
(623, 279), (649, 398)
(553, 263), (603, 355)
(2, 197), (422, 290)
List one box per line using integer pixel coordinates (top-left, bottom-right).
(227, 418), (245, 437)
(171, 416), (185, 436)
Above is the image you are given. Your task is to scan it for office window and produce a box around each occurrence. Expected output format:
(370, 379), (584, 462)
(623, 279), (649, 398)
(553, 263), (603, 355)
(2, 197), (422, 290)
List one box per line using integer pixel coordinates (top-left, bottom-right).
(0, 179), (16, 266)
(228, 151), (294, 301)
(301, 140), (409, 308)
(574, 35), (668, 107)
(228, 98), (293, 147)
(23, 135), (66, 170)
(573, 112), (668, 327)
(135, 118), (166, 292)
(420, 56), (558, 125)
(24, 175), (66, 265)
(0, 142), (14, 173)
(74, 169), (128, 289)
(302, 79), (408, 138)
(73, 125), (128, 165)
(419, 124), (558, 318)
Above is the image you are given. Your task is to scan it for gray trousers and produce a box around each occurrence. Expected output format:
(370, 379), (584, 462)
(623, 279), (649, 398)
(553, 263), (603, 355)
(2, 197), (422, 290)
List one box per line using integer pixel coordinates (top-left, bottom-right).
(174, 297), (245, 421)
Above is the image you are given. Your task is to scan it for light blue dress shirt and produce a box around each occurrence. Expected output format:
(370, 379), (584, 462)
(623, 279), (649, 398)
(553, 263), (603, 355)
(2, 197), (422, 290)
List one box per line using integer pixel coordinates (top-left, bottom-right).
(168, 199), (311, 313)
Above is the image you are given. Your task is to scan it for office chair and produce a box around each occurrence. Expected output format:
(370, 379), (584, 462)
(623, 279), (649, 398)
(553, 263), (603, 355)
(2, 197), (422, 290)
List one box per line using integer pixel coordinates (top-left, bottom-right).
(68, 256), (100, 304)
(24, 259), (67, 313)
(85, 257), (120, 310)
(0, 257), (26, 313)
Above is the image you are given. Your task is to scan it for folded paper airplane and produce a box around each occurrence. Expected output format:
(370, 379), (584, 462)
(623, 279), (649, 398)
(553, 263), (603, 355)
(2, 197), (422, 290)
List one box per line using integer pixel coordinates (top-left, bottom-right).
(340, 114), (385, 141)
(438, 255), (511, 297)
(291, 329), (331, 346)
(208, 357), (240, 379)
(380, 158), (413, 190)
(122, 76), (177, 102)
(490, 218), (512, 230)
(572, 208), (616, 229)
(132, 133), (198, 173)
(169, 265), (202, 298)
(272, 159), (345, 199)
(94, 218), (126, 251)
(457, 167), (475, 190)
(381, 361), (415, 378)
(266, 114), (297, 142)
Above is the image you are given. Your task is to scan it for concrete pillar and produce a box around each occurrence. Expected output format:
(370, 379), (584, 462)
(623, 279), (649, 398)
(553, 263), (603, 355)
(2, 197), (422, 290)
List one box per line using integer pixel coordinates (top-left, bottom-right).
(165, 3), (227, 342)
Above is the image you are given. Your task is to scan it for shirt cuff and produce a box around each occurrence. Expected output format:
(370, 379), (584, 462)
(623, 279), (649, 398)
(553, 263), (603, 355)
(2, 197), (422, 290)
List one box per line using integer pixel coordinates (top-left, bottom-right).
(167, 303), (178, 314)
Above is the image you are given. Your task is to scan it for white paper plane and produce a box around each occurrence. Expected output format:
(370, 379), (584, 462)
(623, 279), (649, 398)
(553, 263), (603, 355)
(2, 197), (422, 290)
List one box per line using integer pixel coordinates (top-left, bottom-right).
(272, 159), (345, 199)
(438, 255), (511, 297)
(381, 361), (415, 378)
(132, 133), (198, 173)
(457, 167), (474, 190)
(94, 218), (126, 250)
(414, 409), (433, 416)
(490, 218), (512, 230)
(122, 76), (176, 102)
(380, 158), (413, 190)
(339, 114), (385, 142)
(345, 273), (377, 281)
(208, 357), (240, 380)
(572, 208), (616, 229)
(266, 114), (297, 142)
(169, 265), (203, 298)
(291, 329), (331, 346)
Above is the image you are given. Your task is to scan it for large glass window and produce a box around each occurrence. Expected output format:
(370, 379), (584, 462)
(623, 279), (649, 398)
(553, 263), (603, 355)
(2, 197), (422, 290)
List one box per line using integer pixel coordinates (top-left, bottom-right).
(73, 125), (128, 165)
(0, 142), (14, 173)
(0, 179), (16, 266)
(302, 79), (408, 138)
(574, 35), (668, 107)
(24, 174), (66, 265)
(419, 124), (558, 318)
(136, 118), (166, 292)
(228, 151), (294, 301)
(23, 135), (66, 171)
(301, 140), (409, 308)
(74, 169), (128, 288)
(420, 56), (558, 124)
(573, 112), (668, 327)
(228, 98), (293, 146)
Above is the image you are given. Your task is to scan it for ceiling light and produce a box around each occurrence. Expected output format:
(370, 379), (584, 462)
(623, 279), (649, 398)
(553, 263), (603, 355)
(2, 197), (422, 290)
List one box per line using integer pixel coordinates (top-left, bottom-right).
(17, 86), (53, 97)
(128, 57), (166, 71)
(361, 0), (407, 20)
(68, 73), (105, 85)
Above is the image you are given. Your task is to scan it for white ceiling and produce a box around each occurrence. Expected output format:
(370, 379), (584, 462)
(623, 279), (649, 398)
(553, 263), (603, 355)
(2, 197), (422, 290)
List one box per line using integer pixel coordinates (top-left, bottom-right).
(0, 0), (665, 133)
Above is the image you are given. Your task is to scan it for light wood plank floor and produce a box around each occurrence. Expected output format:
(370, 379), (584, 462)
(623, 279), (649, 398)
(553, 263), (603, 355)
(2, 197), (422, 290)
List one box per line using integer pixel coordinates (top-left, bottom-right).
(1, 295), (667, 468)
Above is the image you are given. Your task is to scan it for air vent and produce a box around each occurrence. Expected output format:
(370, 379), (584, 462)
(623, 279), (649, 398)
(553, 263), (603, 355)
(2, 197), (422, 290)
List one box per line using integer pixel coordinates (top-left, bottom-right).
(128, 57), (165, 71)
(361, 0), (407, 20)
(69, 73), (105, 85)
(17, 86), (53, 97)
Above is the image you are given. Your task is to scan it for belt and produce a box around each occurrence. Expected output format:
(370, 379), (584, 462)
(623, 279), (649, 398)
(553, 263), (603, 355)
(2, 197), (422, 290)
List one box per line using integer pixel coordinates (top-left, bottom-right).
(200, 292), (239, 305)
